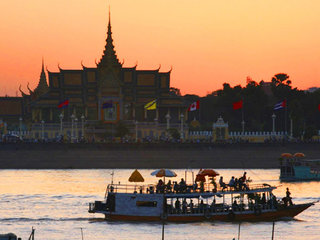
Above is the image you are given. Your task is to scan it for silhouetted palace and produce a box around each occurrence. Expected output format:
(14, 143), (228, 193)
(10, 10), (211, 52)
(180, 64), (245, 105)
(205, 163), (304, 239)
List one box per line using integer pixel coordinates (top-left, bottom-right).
(0, 11), (187, 140)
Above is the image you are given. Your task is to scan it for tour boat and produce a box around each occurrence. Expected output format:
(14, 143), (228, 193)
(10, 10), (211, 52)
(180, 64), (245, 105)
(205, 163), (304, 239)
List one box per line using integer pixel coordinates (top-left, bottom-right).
(89, 174), (314, 222)
(280, 153), (320, 181)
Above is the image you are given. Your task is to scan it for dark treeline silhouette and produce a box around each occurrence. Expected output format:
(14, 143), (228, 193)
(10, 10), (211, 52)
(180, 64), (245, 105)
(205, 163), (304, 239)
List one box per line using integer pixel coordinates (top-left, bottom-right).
(183, 73), (320, 139)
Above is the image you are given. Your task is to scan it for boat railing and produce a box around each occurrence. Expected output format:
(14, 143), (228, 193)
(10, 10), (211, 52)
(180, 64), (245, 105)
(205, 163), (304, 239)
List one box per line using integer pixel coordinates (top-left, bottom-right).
(165, 202), (276, 216)
(105, 182), (275, 196)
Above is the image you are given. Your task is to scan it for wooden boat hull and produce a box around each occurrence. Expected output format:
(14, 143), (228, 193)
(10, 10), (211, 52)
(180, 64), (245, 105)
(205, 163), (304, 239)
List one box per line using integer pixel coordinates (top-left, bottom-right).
(105, 203), (313, 222)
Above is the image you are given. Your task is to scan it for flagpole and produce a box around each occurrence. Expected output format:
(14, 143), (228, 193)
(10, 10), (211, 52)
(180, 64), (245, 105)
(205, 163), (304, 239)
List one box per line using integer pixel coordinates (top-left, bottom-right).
(241, 99), (244, 133)
(285, 98), (287, 137)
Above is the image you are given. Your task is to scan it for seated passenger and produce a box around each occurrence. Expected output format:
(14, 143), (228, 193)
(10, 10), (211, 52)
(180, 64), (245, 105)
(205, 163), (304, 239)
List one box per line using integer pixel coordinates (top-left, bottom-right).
(173, 181), (178, 193)
(219, 176), (227, 191)
(211, 177), (217, 192)
(166, 180), (172, 193)
(228, 176), (235, 189)
(192, 182), (198, 192)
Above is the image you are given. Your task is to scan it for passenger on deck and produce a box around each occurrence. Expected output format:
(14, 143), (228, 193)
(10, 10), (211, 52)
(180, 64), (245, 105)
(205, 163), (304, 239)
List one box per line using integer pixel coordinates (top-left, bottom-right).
(234, 178), (239, 191)
(182, 199), (188, 214)
(232, 200), (239, 211)
(156, 179), (164, 193)
(228, 176), (235, 190)
(211, 177), (217, 193)
(189, 199), (194, 213)
(192, 182), (198, 192)
(167, 180), (172, 193)
(239, 177), (249, 191)
(242, 172), (247, 182)
(219, 176), (227, 191)
(175, 198), (181, 213)
(173, 181), (178, 193)
(272, 195), (278, 208)
(179, 178), (187, 193)
(149, 186), (154, 194)
(261, 193), (266, 205)
(285, 188), (293, 206)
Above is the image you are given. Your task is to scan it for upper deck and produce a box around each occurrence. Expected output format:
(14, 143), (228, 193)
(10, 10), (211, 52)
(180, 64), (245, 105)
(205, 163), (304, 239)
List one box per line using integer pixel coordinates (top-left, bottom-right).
(105, 182), (276, 198)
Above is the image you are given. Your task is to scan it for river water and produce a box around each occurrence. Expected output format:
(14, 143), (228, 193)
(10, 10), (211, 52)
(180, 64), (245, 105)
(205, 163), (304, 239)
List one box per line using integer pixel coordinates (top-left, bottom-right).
(0, 169), (319, 240)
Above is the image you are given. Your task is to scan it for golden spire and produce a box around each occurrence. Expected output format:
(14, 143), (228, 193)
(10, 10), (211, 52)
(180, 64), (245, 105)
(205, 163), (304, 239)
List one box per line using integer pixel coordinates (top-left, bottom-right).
(33, 58), (49, 96)
(98, 6), (121, 69)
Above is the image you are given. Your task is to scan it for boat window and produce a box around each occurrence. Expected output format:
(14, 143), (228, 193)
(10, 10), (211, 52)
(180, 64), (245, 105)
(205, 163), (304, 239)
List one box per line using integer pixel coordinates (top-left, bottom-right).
(136, 201), (157, 207)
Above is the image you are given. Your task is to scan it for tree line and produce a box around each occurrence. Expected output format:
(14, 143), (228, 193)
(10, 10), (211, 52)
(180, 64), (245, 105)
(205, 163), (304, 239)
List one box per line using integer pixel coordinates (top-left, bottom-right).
(182, 73), (320, 139)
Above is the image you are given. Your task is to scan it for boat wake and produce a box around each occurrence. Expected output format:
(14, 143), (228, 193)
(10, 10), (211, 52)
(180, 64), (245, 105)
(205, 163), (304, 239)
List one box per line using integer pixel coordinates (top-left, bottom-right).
(0, 217), (97, 222)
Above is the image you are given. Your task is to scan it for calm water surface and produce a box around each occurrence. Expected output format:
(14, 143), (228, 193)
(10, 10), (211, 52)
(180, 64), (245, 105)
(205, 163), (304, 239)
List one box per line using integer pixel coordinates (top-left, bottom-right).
(0, 169), (319, 240)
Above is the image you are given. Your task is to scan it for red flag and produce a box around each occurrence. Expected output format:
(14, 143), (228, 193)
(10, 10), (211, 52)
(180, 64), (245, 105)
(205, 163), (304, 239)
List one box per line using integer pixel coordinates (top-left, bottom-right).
(58, 99), (69, 109)
(233, 100), (243, 110)
(318, 104), (320, 111)
(188, 100), (200, 111)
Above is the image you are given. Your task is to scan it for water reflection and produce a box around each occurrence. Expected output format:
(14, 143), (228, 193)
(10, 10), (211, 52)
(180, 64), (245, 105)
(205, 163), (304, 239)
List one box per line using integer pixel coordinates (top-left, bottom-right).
(0, 169), (319, 240)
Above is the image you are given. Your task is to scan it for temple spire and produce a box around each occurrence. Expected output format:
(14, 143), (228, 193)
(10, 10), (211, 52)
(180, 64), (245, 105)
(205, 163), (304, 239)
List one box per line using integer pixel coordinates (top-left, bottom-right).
(34, 58), (49, 96)
(98, 6), (121, 69)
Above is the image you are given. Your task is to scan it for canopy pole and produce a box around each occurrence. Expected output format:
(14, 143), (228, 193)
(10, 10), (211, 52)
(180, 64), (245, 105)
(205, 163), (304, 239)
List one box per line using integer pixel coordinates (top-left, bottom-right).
(271, 221), (275, 240)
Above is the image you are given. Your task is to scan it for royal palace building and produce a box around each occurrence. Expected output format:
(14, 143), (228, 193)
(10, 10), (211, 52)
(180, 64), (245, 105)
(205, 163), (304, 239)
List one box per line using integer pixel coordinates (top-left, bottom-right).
(0, 12), (187, 140)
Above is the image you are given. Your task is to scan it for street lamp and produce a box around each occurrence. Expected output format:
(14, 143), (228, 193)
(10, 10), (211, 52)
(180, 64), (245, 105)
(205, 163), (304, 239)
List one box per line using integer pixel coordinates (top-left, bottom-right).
(165, 112), (171, 130)
(19, 117), (22, 139)
(75, 117), (78, 142)
(180, 113), (184, 140)
(59, 113), (64, 136)
(41, 120), (45, 140)
(71, 114), (75, 142)
(272, 113), (276, 134)
(81, 114), (85, 139)
(135, 120), (138, 143)
(241, 120), (245, 133)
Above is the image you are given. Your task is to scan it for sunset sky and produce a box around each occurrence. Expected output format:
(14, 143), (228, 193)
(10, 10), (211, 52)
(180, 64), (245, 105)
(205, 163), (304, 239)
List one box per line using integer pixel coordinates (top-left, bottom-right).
(0, 0), (319, 96)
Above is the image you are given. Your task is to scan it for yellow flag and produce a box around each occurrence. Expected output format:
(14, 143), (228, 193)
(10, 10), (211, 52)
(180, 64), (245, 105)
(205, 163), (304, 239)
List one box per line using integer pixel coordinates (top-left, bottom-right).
(144, 99), (156, 110)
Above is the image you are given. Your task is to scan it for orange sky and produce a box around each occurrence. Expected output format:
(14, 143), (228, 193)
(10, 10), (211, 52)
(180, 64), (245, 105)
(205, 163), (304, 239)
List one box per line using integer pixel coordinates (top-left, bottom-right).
(0, 0), (319, 96)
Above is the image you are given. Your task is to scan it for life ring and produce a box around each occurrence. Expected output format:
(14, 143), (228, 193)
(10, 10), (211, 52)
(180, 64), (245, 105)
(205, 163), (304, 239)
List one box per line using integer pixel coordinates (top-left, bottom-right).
(204, 211), (211, 220)
(254, 206), (262, 216)
(227, 210), (235, 220)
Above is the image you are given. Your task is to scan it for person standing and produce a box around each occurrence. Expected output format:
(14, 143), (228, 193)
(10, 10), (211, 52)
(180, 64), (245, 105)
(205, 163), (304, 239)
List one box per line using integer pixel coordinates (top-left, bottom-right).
(286, 188), (293, 205)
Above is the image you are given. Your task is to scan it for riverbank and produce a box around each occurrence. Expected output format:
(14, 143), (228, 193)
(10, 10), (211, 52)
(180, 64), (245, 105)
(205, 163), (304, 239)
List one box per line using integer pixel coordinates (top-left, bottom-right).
(0, 143), (319, 169)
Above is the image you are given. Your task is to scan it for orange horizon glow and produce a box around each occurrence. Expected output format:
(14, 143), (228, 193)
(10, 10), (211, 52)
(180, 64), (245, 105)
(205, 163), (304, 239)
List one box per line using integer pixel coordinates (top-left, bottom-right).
(0, 0), (319, 97)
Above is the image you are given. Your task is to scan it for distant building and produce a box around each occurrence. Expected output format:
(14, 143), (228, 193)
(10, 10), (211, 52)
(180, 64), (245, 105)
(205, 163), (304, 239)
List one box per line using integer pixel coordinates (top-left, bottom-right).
(1, 11), (186, 140)
(260, 81), (273, 97)
(304, 87), (319, 93)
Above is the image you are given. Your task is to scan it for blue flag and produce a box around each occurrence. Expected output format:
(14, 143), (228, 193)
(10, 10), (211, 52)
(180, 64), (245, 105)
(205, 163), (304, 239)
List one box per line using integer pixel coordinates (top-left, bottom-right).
(102, 100), (113, 109)
(274, 100), (286, 110)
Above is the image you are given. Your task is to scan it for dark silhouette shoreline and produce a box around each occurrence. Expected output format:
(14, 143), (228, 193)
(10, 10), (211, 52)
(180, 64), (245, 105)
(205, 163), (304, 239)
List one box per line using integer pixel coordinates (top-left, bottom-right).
(0, 143), (319, 169)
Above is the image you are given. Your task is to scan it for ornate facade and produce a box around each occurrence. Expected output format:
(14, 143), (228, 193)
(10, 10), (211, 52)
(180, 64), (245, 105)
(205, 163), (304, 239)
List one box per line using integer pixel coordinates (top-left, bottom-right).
(14, 11), (186, 139)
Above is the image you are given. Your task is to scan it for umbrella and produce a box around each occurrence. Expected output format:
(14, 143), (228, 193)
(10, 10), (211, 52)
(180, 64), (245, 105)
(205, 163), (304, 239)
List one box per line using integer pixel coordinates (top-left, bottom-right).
(198, 169), (219, 177)
(195, 174), (206, 182)
(151, 169), (177, 178)
(281, 153), (293, 158)
(129, 169), (144, 182)
(294, 152), (305, 158)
